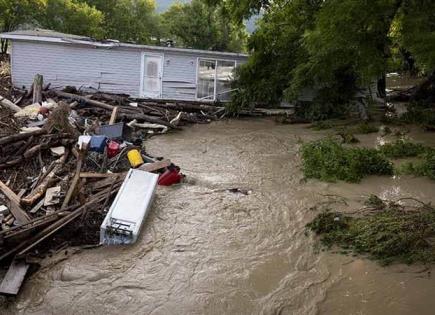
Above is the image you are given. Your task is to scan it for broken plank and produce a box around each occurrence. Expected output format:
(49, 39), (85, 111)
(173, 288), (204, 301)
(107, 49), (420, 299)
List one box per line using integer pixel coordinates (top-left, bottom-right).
(109, 106), (119, 125)
(61, 148), (86, 209)
(0, 180), (30, 223)
(139, 159), (171, 172)
(80, 172), (119, 179)
(0, 259), (29, 295)
(89, 159), (171, 191)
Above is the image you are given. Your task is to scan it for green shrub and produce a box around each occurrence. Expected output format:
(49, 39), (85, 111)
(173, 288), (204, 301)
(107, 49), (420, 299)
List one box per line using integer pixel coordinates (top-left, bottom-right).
(301, 139), (394, 182)
(353, 123), (379, 134)
(307, 201), (435, 265)
(400, 151), (435, 179)
(379, 140), (428, 158)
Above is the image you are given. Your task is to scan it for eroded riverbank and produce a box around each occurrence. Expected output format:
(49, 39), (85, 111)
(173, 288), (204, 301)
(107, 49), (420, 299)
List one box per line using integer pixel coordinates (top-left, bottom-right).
(2, 119), (435, 315)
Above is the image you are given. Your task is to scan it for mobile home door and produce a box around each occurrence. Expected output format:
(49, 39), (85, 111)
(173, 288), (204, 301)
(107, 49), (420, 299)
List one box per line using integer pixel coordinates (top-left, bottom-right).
(142, 54), (162, 98)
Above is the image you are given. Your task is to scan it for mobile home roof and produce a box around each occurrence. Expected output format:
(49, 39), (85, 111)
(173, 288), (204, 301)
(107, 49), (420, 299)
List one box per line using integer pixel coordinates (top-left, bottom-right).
(0, 29), (249, 59)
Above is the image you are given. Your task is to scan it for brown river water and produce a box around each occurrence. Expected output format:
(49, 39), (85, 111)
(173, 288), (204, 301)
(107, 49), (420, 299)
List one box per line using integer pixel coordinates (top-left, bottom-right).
(2, 119), (435, 315)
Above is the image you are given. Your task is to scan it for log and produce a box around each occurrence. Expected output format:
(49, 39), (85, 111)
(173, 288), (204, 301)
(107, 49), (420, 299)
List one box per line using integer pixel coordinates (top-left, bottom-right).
(21, 152), (68, 206)
(139, 101), (223, 113)
(32, 74), (43, 104)
(79, 172), (119, 179)
(0, 128), (46, 146)
(119, 112), (178, 129)
(5, 189), (118, 261)
(0, 94), (22, 113)
(52, 90), (115, 111)
(52, 91), (179, 129)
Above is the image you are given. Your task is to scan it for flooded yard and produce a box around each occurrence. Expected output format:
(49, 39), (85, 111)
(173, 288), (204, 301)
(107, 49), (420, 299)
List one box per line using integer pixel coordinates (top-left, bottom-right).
(3, 119), (435, 315)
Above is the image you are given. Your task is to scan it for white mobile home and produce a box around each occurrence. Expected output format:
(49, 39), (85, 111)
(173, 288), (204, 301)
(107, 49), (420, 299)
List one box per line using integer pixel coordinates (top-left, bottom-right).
(0, 29), (248, 102)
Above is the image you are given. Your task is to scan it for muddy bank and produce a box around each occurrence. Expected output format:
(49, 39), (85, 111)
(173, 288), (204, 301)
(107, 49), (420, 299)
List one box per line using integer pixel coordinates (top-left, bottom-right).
(2, 119), (435, 315)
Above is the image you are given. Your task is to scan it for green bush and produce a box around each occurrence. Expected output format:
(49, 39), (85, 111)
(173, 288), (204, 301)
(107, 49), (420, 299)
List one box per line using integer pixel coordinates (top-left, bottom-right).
(379, 140), (428, 158)
(301, 139), (394, 182)
(307, 202), (435, 265)
(353, 123), (379, 134)
(400, 151), (435, 180)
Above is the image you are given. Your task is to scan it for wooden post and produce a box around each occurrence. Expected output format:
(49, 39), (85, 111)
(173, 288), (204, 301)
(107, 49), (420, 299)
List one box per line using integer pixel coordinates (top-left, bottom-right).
(32, 74), (43, 104)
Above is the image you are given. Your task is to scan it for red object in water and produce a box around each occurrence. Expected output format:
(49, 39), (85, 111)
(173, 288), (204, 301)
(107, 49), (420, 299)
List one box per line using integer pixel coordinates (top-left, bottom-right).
(107, 140), (121, 158)
(158, 167), (183, 186)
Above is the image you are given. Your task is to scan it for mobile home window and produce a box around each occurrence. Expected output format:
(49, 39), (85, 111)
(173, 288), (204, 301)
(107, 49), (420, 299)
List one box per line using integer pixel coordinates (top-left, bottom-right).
(197, 58), (236, 101)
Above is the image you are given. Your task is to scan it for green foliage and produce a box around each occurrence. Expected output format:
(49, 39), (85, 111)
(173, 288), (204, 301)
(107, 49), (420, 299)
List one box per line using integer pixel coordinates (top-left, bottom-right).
(229, 0), (322, 111)
(307, 199), (435, 265)
(220, 0), (435, 113)
(42, 0), (104, 38)
(399, 1), (435, 73)
(82, 0), (161, 44)
(162, 0), (247, 52)
(0, 0), (248, 52)
(379, 139), (428, 158)
(400, 103), (435, 127)
(0, 0), (45, 53)
(301, 139), (393, 183)
(400, 150), (435, 180)
(352, 123), (380, 134)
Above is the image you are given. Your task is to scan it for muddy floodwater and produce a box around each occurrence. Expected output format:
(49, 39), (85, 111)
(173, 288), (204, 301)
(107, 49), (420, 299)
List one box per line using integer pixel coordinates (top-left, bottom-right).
(3, 119), (435, 315)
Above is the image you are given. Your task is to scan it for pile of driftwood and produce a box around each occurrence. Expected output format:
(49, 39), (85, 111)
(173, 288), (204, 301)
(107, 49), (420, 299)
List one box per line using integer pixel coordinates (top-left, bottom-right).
(0, 76), (220, 295)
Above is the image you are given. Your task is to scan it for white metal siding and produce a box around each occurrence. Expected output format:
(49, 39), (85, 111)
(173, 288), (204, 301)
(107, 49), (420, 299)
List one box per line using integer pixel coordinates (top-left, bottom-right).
(11, 41), (142, 96)
(10, 40), (247, 100)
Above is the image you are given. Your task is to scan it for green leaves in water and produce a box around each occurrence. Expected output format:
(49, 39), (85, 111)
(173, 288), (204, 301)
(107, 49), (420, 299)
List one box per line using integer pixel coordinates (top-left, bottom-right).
(301, 139), (393, 183)
(307, 197), (435, 265)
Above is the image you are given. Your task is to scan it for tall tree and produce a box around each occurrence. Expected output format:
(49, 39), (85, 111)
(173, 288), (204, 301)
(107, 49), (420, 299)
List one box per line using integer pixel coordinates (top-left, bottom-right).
(83, 0), (161, 44)
(0, 0), (45, 53)
(41, 0), (104, 38)
(223, 0), (435, 115)
(162, 0), (247, 52)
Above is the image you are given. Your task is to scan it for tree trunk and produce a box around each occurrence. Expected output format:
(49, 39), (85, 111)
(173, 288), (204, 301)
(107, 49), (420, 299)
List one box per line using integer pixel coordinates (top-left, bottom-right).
(0, 39), (8, 55)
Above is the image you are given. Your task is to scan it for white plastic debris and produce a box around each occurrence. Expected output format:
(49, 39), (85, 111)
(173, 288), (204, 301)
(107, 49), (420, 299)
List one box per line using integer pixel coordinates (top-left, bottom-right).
(0, 205), (9, 215)
(50, 146), (66, 157)
(44, 187), (61, 206)
(77, 135), (92, 149)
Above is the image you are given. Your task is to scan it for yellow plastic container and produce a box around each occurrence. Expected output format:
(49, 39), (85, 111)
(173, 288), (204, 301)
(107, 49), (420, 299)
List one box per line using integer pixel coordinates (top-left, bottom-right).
(127, 149), (144, 168)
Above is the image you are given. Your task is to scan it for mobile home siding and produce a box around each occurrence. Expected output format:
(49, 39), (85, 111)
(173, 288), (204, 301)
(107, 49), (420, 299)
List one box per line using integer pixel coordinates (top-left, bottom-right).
(11, 41), (142, 96)
(9, 39), (247, 100)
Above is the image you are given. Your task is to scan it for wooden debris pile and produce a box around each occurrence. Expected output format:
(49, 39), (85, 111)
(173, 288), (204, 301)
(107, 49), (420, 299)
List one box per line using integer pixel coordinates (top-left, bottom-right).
(0, 78), (215, 295)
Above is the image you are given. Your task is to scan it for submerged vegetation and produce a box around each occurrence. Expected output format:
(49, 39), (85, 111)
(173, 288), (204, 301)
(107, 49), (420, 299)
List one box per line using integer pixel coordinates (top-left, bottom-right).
(400, 151), (435, 180)
(307, 196), (435, 265)
(302, 137), (435, 182)
(301, 139), (393, 183)
(379, 139), (429, 158)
